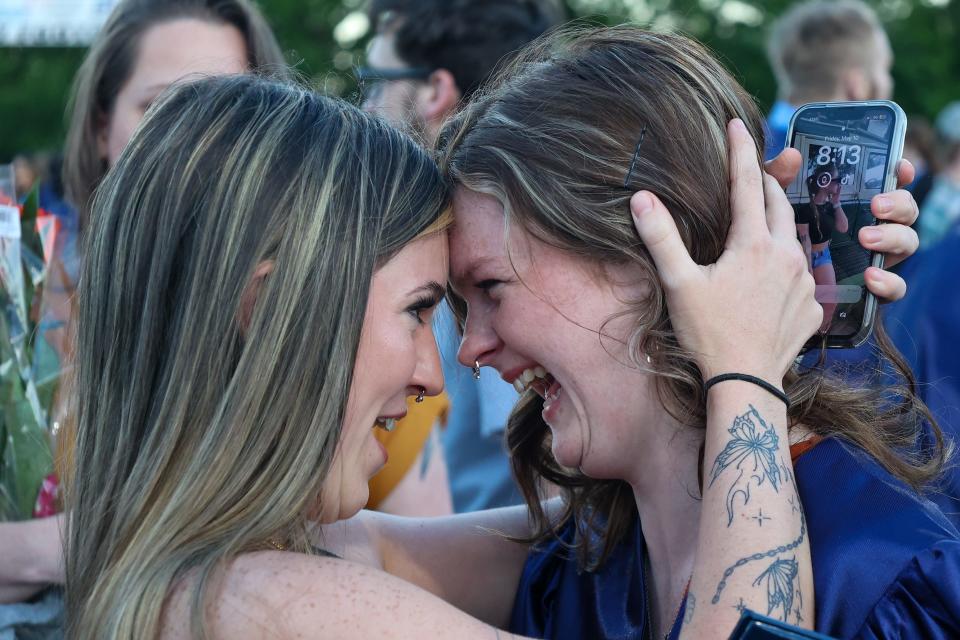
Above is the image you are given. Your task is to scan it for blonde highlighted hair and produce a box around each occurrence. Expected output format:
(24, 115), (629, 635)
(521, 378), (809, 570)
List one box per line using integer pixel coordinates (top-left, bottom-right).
(66, 75), (449, 638)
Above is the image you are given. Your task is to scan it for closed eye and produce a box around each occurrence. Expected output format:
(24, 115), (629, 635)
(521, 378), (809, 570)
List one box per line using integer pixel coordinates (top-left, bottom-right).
(476, 279), (504, 291)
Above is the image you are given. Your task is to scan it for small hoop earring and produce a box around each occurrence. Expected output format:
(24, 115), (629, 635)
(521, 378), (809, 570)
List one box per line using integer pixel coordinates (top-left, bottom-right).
(472, 360), (481, 380)
(415, 386), (425, 403)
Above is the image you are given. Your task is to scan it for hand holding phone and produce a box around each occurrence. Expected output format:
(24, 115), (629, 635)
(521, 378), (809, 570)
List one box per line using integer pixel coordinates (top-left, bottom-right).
(785, 101), (907, 349)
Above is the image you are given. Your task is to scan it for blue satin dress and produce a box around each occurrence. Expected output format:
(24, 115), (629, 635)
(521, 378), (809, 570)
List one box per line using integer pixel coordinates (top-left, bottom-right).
(509, 438), (960, 639)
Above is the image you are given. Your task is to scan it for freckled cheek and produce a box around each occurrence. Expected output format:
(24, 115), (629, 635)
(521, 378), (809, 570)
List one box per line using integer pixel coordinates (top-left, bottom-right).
(492, 298), (535, 343)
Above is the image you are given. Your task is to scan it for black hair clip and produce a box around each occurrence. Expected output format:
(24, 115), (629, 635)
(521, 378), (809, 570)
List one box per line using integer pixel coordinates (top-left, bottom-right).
(623, 126), (647, 190)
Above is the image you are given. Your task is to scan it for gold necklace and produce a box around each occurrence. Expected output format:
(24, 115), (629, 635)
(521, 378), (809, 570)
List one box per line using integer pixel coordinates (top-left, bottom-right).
(267, 538), (286, 551)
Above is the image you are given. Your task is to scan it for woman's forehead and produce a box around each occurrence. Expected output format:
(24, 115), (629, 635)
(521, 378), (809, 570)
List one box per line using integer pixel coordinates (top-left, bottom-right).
(448, 190), (511, 275)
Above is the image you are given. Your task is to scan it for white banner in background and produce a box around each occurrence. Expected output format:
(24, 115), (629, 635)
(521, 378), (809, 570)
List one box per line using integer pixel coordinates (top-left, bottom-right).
(0, 0), (119, 46)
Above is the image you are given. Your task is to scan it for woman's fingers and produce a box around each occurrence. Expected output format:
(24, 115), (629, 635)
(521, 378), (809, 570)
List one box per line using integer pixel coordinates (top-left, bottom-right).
(763, 172), (796, 241)
(865, 266), (907, 303)
(630, 191), (697, 288)
(872, 189), (920, 226)
(864, 188), (920, 271)
(859, 222), (919, 270)
(763, 147), (802, 190)
(727, 119), (769, 246)
(895, 158), (916, 189)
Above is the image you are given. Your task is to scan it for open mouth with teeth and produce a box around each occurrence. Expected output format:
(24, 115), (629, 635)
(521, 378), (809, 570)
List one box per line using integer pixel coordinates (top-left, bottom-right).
(513, 366), (562, 402)
(374, 418), (397, 432)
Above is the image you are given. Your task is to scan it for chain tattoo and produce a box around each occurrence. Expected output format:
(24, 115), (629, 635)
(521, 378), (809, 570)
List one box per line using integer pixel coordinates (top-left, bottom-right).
(708, 406), (806, 624)
(711, 512), (806, 605)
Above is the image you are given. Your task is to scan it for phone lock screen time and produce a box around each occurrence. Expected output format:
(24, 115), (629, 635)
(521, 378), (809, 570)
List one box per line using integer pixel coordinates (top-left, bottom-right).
(786, 103), (901, 346)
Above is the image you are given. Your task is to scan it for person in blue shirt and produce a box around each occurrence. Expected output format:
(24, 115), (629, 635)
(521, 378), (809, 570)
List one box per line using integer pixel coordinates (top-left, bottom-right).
(764, 1), (893, 161)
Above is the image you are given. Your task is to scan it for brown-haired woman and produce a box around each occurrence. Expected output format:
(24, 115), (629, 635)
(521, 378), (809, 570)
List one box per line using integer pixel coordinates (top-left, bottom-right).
(63, 0), (285, 231)
(439, 26), (959, 639)
(250, 29), (916, 638)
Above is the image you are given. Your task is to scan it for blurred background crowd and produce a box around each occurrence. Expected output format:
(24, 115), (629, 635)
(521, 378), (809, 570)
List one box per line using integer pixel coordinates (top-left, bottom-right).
(3, 0), (959, 165)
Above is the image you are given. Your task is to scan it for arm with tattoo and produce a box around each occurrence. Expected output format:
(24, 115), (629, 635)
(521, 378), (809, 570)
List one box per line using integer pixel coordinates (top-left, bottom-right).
(681, 385), (813, 638)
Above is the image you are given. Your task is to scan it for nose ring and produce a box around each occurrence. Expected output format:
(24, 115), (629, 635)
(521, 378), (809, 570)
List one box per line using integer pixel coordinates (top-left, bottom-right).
(472, 360), (481, 380)
(415, 386), (425, 403)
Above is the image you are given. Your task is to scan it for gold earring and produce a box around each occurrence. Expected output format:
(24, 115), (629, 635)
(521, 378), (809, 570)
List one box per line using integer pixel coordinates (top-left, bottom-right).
(415, 386), (425, 403)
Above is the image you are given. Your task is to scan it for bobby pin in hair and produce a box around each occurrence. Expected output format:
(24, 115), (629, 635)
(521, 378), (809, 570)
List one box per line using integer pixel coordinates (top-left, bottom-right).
(623, 125), (647, 190)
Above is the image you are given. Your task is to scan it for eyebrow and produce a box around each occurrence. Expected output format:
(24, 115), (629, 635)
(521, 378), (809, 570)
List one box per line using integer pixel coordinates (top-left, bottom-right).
(409, 281), (446, 302)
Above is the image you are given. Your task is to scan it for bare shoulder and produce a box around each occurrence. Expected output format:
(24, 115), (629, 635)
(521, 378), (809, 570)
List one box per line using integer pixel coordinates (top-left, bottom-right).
(161, 551), (525, 640)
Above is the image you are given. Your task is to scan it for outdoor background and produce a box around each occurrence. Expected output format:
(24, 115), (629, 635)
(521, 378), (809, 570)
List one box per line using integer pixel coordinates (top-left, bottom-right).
(1, 0), (958, 163)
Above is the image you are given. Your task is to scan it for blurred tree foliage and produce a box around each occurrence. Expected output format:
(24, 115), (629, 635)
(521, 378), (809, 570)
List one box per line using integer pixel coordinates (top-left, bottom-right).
(1, 0), (957, 162)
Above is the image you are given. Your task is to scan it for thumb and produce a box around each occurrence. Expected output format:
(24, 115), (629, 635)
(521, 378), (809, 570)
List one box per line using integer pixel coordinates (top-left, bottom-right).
(764, 147), (802, 190)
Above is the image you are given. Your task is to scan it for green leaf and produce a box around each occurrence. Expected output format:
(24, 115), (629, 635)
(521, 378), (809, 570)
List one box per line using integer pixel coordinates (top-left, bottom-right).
(1, 375), (53, 520)
(0, 181), (55, 521)
(32, 332), (61, 412)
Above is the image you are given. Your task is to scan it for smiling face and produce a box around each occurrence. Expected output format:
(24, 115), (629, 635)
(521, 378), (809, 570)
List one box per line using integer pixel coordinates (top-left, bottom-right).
(317, 232), (448, 522)
(449, 188), (657, 479)
(98, 18), (249, 166)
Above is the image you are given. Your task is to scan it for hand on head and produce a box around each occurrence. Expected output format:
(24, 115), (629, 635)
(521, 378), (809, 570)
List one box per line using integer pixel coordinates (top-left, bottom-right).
(631, 120), (923, 384)
(630, 119), (820, 384)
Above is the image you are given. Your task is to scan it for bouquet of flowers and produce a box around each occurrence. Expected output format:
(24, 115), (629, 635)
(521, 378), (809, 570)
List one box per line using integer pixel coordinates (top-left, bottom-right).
(0, 166), (60, 521)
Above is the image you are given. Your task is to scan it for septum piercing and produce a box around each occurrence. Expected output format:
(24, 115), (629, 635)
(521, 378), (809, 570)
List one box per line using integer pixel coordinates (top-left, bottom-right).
(415, 386), (425, 403)
(472, 360), (481, 380)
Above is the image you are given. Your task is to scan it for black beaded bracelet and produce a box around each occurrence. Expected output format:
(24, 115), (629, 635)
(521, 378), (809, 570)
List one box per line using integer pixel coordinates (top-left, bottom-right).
(703, 373), (790, 409)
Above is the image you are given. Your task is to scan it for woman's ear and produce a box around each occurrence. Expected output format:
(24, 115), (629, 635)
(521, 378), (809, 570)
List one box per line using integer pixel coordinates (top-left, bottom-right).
(237, 260), (275, 337)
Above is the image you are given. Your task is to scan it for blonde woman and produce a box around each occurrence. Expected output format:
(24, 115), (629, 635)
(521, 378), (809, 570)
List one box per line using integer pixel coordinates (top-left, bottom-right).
(2, 0), (285, 606)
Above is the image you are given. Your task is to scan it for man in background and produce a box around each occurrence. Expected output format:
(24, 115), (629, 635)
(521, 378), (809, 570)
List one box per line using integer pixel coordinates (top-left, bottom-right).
(769, 1), (960, 522)
(361, 0), (563, 513)
(766, 1), (893, 304)
(765, 0), (893, 160)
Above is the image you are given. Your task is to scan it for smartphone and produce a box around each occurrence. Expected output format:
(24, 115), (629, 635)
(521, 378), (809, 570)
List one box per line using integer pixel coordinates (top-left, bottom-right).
(785, 101), (906, 350)
(728, 609), (836, 640)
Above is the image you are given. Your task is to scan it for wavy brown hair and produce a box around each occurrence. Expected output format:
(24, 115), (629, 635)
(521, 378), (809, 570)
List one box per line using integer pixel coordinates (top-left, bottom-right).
(438, 25), (949, 570)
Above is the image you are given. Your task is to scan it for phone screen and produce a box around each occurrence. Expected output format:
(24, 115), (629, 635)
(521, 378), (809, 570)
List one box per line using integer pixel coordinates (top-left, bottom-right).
(787, 103), (899, 345)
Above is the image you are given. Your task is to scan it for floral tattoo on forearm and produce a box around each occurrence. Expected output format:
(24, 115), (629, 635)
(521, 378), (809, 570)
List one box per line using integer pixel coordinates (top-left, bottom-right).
(708, 404), (782, 526)
(706, 405), (805, 626)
